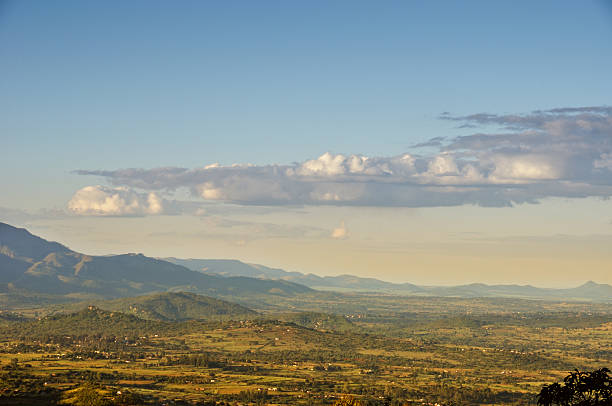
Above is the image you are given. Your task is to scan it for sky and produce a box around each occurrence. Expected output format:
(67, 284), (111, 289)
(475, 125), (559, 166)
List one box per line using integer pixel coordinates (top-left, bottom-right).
(1, 1), (612, 287)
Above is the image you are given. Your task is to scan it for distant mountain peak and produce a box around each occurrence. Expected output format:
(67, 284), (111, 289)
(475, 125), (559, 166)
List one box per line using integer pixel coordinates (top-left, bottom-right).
(581, 280), (599, 287)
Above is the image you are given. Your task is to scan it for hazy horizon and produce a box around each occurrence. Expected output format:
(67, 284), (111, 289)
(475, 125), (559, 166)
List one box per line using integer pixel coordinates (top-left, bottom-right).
(2, 1), (612, 287)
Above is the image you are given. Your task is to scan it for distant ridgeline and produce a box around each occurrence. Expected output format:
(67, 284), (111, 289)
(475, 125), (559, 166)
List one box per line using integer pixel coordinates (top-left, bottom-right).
(167, 257), (612, 302)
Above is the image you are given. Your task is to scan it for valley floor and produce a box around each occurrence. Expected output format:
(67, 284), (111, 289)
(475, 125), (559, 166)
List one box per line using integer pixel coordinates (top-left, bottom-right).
(0, 296), (610, 405)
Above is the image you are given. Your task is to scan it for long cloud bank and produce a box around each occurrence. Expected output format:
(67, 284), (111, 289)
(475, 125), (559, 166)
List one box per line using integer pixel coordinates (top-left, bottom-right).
(70, 106), (612, 215)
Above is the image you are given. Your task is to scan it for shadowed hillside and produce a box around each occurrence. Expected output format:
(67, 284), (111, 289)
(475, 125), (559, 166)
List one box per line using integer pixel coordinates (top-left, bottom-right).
(0, 223), (71, 261)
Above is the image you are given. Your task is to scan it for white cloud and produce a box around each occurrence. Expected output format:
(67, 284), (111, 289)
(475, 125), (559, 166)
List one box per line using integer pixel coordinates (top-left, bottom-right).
(331, 221), (348, 239)
(74, 106), (612, 208)
(427, 154), (458, 175)
(297, 152), (348, 176)
(198, 182), (225, 200)
(489, 155), (561, 183)
(68, 186), (167, 216)
(146, 192), (164, 214)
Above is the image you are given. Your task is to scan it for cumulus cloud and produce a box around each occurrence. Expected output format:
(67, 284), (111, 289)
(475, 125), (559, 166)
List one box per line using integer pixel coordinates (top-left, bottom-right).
(331, 221), (349, 239)
(68, 186), (167, 216)
(73, 106), (612, 208)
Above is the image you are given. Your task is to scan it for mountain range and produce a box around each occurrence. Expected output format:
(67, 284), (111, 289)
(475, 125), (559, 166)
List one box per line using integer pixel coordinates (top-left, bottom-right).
(166, 257), (612, 302)
(167, 258), (423, 292)
(1, 222), (610, 305)
(0, 222), (311, 302)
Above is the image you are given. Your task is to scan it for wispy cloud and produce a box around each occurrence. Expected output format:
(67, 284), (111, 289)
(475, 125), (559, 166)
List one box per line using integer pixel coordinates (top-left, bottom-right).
(72, 106), (612, 210)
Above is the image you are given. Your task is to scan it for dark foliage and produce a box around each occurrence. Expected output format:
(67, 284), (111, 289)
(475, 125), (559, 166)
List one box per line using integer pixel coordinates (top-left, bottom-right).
(537, 368), (611, 405)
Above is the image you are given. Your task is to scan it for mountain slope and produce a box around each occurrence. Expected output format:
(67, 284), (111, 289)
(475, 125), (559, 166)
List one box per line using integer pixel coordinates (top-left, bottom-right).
(0, 253), (30, 284)
(0, 223), (71, 261)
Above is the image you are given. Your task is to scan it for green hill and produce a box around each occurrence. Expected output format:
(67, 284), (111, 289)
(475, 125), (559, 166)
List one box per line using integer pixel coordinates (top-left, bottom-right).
(1, 306), (170, 337)
(90, 291), (257, 321)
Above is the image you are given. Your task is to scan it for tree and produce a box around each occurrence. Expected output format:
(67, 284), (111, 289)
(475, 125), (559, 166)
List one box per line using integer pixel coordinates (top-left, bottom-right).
(537, 368), (611, 406)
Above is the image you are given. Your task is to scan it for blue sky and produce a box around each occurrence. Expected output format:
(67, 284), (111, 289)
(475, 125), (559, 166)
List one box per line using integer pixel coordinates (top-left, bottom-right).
(1, 1), (612, 285)
(2, 1), (611, 170)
